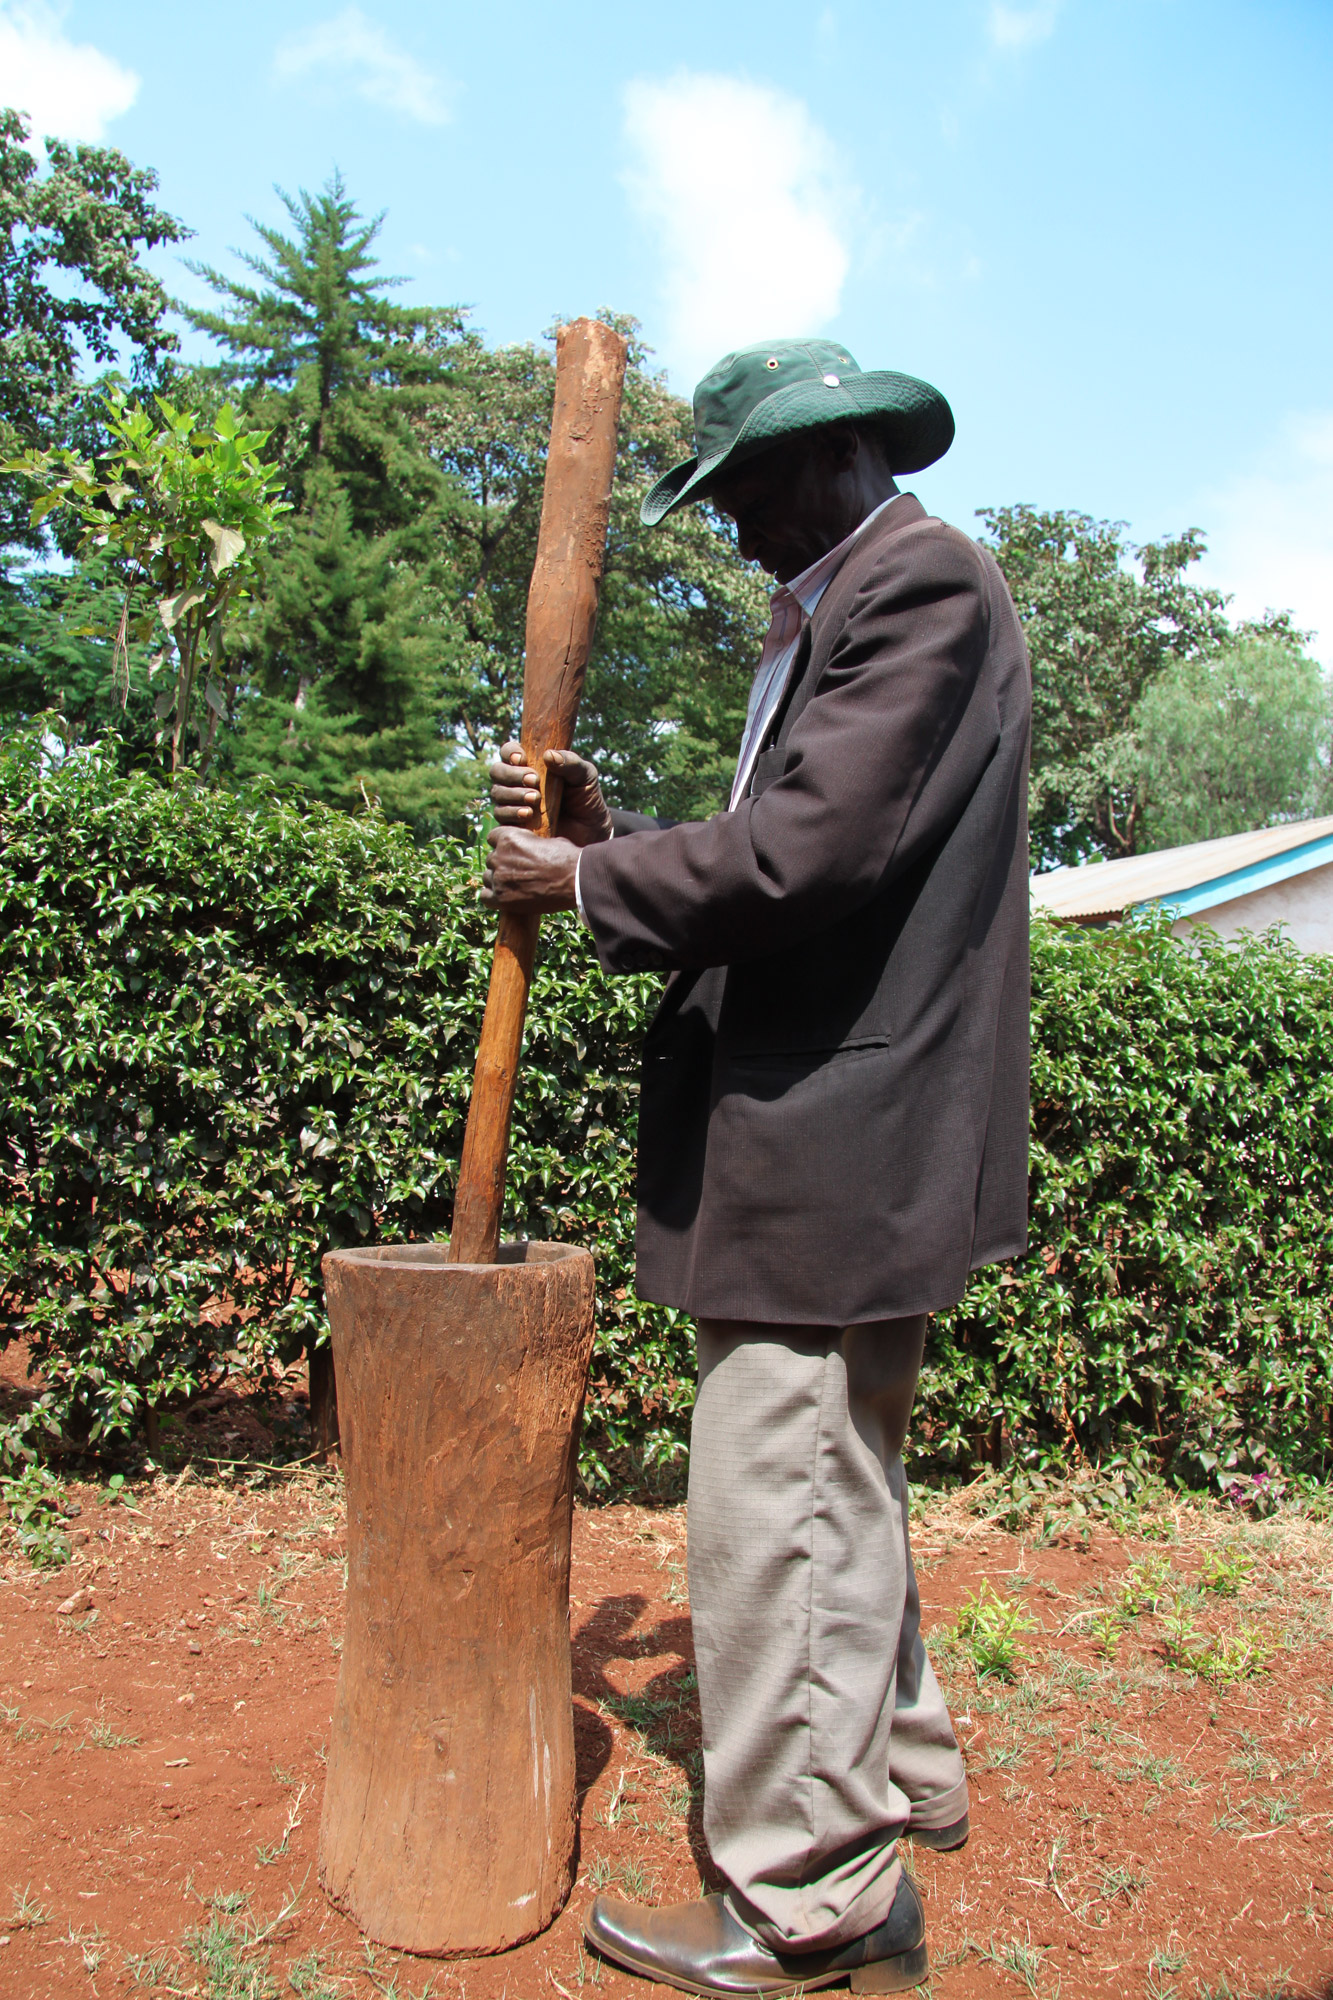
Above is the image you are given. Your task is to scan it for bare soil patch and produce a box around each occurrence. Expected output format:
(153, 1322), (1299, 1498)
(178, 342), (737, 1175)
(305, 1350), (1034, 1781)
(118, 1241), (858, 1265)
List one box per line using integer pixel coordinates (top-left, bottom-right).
(1, 1449), (1331, 2000)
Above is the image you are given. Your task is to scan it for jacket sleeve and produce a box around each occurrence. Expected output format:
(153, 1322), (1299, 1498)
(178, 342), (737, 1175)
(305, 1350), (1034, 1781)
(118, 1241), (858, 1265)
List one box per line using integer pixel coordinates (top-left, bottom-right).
(577, 521), (996, 973)
(608, 809), (679, 836)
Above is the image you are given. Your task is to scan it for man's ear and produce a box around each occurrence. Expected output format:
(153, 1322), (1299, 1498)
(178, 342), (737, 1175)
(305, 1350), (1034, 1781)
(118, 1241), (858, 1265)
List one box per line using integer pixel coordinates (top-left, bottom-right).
(821, 424), (860, 473)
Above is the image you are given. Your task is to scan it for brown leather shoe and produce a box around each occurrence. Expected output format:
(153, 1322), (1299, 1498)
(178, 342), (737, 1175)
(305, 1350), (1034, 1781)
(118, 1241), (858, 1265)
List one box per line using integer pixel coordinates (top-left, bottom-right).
(906, 1810), (969, 1852)
(583, 1870), (928, 1996)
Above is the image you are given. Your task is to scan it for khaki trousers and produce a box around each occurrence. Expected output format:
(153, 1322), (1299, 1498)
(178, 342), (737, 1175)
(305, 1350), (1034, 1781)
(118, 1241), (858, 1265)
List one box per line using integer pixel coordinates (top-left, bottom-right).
(687, 1318), (967, 1953)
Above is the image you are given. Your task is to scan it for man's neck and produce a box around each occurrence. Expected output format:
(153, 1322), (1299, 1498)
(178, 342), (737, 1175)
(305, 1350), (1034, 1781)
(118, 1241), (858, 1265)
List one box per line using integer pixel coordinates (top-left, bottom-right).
(780, 485), (900, 591)
(773, 477), (900, 584)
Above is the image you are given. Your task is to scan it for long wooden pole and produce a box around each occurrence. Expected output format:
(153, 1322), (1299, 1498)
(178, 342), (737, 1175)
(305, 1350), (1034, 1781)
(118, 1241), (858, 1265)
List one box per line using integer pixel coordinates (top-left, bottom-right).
(447, 318), (628, 1265)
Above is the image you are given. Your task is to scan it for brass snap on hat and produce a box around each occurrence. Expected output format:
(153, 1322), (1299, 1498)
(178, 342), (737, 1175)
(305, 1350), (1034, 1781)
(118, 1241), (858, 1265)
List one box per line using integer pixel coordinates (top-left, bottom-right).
(641, 337), (954, 526)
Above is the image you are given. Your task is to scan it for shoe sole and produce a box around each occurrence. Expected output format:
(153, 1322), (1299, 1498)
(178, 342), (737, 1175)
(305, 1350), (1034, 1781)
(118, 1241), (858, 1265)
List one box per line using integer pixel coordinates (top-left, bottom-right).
(904, 1832), (964, 1856)
(850, 1942), (930, 1992)
(584, 1931), (929, 1997)
(906, 1825), (968, 1853)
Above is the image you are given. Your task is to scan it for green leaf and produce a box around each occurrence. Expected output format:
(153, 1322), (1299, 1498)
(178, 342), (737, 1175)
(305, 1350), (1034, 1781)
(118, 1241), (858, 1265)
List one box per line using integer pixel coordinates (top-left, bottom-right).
(158, 586), (207, 630)
(200, 518), (245, 576)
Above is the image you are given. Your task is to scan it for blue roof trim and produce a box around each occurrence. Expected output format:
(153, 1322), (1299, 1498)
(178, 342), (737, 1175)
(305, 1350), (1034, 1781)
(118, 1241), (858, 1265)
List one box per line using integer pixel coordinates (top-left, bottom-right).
(1146, 832), (1333, 919)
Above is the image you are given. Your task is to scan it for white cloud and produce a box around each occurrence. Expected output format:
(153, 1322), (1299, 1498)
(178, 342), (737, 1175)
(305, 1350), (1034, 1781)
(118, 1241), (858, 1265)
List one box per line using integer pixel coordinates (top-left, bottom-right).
(988, 1), (1061, 49)
(622, 71), (855, 388)
(0, 1), (138, 148)
(1193, 412), (1333, 668)
(273, 7), (450, 125)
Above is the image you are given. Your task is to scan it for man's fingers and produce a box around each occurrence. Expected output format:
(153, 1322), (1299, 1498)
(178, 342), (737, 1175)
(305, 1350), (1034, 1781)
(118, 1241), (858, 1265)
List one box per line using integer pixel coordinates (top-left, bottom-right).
(489, 742), (541, 828)
(489, 757), (539, 787)
(545, 747), (597, 783)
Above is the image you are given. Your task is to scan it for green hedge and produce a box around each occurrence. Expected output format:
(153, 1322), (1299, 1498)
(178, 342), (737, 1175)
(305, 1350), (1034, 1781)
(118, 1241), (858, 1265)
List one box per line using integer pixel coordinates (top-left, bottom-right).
(929, 912), (1333, 1497)
(2, 731), (1332, 1495)
(0, 731), (686, 1486)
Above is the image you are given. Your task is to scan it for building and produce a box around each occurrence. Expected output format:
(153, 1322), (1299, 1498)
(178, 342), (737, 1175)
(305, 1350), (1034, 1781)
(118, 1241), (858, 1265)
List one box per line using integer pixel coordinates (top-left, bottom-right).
(1030, 816), (1333, 953)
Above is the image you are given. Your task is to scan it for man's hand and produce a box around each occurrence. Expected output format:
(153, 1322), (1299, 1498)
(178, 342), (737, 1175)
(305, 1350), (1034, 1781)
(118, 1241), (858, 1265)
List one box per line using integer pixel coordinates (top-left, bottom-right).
(488, 742), (613, 849)
(482, 827), (581, 912)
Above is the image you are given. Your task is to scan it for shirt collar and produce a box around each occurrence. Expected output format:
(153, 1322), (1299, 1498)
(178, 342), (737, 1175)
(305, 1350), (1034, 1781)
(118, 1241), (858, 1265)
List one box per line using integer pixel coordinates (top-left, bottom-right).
(775, 491), (899, 619)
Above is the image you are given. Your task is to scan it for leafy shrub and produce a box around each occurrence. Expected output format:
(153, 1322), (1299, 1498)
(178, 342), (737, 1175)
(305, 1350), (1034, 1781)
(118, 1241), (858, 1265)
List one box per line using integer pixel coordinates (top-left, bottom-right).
(3, 731), (1333, 1495)
(0, 730), (684, 1483)
(0, 1462), (70, 1566)
(924, 912), (1333, 1494)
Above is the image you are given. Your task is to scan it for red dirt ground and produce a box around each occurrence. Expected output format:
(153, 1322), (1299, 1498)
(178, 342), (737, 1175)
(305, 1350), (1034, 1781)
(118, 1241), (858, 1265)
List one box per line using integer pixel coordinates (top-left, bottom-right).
(1, 1438), (1332, 1998)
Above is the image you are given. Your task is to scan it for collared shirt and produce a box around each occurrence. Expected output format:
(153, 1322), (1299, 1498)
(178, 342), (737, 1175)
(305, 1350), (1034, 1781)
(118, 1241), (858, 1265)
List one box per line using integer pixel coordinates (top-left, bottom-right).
(574, 489), (897, 923)
(729, 490), (896, 809)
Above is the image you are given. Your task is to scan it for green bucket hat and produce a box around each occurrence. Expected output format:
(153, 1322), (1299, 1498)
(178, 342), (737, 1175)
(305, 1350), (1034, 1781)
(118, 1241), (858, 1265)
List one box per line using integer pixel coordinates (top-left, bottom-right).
(641, 338), (954, 527)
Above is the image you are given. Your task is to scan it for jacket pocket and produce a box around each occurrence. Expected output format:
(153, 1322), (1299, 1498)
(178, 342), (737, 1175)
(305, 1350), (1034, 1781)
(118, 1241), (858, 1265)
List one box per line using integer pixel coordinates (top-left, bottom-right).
(724, 1033), (892, 1068)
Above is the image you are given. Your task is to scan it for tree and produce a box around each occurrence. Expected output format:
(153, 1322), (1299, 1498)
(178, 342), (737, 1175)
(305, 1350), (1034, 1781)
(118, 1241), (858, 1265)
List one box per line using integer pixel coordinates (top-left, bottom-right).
(981, 506), (1230, 867)
(1133, 632), (1332, 850)
(181, 175), (475, 831)
(416, 317), (770, 820)
(0, 549), (161, 764)
(0, 107), (187, 550)
(5, 393), (289, 770)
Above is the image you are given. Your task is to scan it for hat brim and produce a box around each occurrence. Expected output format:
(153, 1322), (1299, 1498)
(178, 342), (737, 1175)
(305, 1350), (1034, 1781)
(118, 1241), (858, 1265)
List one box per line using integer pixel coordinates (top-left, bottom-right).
(640, 369), (955, 527)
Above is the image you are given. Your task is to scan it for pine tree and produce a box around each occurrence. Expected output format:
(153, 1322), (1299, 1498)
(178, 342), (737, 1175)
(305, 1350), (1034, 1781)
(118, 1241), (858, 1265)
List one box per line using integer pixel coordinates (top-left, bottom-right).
(184, 175), (474, 833)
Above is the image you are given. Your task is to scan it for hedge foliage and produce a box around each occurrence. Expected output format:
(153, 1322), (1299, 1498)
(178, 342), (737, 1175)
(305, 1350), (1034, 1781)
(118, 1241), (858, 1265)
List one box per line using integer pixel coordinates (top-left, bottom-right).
(2, 732), (1332, 1494)
(928, 912), (1333, 1497)
(0, 732), (683, 1485)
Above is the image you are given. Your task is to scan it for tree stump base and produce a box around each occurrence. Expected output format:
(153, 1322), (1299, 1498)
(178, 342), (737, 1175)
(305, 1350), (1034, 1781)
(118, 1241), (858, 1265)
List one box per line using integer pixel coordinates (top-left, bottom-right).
(317, 1240), (596, 1956)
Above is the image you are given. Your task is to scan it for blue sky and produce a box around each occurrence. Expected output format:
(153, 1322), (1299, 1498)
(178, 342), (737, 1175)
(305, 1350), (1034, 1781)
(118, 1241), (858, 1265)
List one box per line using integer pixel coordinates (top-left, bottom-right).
(5, 0), (1332, 655)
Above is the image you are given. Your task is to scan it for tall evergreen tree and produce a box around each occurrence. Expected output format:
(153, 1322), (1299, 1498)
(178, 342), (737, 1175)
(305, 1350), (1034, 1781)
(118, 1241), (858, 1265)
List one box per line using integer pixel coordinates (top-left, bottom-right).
(184, 176), (474, 832)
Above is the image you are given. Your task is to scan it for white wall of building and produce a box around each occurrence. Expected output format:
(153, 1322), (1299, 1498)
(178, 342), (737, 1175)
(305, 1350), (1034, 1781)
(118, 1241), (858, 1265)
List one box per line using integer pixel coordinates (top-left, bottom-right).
(1171, 858), (1333, 953)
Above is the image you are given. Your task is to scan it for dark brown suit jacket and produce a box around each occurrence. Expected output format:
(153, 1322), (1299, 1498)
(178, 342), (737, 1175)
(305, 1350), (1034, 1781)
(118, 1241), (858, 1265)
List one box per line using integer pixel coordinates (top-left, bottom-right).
(577, 493), (1031, 1324)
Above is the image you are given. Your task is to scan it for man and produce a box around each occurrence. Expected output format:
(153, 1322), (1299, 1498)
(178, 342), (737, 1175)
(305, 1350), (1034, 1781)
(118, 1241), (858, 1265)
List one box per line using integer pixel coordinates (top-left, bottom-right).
(483, 339), (1031, 1997)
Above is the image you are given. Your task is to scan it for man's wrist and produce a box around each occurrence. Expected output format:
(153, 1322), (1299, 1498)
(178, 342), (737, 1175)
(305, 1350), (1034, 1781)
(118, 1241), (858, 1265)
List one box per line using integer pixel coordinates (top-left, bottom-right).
(574, 826), (610, 929)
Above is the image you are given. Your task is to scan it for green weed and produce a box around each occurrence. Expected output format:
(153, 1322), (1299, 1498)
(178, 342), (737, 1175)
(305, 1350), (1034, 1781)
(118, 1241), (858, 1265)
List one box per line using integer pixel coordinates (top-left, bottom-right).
(978, 1936), (1044, 1996)
(1200, 1545), (1255, 1596)
(8, 1883), (50, 1928)
(179, 1882), (304, 2000)
(256, 1784), (308, 1866)
(184, 1909), (276, 2000)
(612, 1858), (657, 1900)
(125, 1947), (181, 1989)
(1117, 1752), (1181, 1789)
(582, 1854), (657, 1901)
(1119, 1551), (1174, 1617)
(285, 1949), (341, 1998)
(358, 1938), (438, 1999)
(1161, 1601), (1272, 1681)
(1099, 1863), (1146, 1902)
(63, 1922), (107, 1976)
(952, 1582), (1037, 1679)
(85, 1714), (140, 1749)
(595, 1771), (632, 1829)
(256, 1582), (288, 1629)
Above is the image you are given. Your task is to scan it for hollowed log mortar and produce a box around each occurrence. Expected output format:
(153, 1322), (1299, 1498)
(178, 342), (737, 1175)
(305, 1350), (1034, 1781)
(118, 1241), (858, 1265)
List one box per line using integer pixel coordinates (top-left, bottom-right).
(317, 1240), (597, 1955)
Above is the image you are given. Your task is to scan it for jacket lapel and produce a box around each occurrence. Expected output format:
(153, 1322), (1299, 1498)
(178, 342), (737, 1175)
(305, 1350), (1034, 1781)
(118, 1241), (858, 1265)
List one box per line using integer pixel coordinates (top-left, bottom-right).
(765, 494), (929, 755)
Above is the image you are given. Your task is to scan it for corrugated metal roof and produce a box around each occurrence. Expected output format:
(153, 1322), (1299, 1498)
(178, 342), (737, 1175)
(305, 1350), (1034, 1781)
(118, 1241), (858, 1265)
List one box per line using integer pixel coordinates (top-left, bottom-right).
(1031, 816), (1333, 921)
